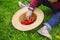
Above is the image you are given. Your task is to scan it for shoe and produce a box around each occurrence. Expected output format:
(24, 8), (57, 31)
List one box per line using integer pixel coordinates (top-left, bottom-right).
(37, 26), (52, 40)
(18, 1), (26, 8)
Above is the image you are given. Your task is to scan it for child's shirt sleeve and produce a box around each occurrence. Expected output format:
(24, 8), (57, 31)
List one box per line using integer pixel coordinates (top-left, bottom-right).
(51, 2), (60, 11)
(29, 0), (42, 9)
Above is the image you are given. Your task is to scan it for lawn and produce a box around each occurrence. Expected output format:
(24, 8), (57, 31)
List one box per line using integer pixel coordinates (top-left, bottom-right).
(0, 0), (60, 40)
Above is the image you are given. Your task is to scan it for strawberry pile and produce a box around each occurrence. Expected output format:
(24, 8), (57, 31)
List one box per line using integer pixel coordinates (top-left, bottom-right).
(21, 17), (36, 25)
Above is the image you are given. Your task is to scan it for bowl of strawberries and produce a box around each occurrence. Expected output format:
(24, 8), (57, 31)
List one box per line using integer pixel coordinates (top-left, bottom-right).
(12, 7), (44, 31)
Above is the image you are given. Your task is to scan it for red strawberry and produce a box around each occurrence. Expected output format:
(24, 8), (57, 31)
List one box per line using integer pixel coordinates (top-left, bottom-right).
(28, 18), (33, 24)
(24, 20), (29, 25)
(32, 18), (36, 22)
(21, 20), (29, 25)
(28, 17), (36, 24)
(21, 17), (36, 25)
(21, 20), (26, 25)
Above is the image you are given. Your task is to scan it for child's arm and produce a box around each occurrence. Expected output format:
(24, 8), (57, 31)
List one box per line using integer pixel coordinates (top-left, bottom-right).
(52, 2), (60, 11)
(26, 0), (42, 20)
(29, 0), (42, 9)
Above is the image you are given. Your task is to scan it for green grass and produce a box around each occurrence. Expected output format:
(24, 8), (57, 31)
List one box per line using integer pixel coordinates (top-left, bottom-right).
(0, 0), (60, 40)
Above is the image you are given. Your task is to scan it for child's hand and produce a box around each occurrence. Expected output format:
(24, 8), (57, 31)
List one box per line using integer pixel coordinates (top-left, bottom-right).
(25, 10), (33, 20)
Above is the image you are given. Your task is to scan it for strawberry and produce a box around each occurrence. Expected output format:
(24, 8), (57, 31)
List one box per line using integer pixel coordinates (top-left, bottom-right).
(21, 20), (29, 25)
(28, 18), (33, 24)
(21, 20), (26, 25)
(24, 20), (29, 25)
(32, 18), (36, 22)
(28, 17), (36, 24)
(21, 17), (36, 25)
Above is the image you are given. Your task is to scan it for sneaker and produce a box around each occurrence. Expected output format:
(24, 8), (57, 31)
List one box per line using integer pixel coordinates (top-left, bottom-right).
(18, 1), (26, 8)
(37, 26), (52, 40)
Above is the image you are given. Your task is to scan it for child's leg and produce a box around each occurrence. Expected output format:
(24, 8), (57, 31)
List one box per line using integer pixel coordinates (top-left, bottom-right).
(37, 12), (60, 39)
(44, 12), (60, 29)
